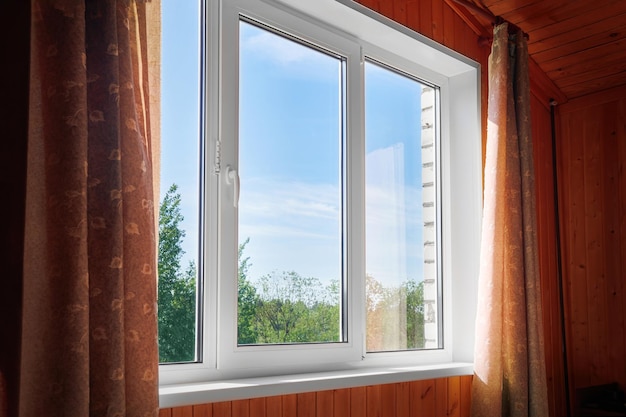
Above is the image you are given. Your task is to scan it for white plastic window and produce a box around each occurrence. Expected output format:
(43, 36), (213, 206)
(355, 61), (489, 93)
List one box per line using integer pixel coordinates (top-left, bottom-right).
(158, 0), (481, 387)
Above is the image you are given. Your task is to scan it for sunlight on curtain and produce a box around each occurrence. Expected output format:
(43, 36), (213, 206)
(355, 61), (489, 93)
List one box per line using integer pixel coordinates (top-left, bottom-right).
(471, 22), (549, 417)
(22, 1), (161, 415)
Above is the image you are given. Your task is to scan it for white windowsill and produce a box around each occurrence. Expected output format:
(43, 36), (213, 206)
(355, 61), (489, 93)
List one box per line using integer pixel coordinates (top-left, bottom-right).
(159, 362), (473, 408)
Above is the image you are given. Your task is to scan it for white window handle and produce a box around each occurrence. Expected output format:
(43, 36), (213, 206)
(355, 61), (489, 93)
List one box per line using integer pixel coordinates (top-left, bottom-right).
(224, 165), (240, 208)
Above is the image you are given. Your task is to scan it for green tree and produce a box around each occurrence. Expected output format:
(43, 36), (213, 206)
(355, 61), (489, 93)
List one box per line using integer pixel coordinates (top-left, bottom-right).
(236, 242), (340, 345)
(253, 271), (340, 343)
(366, 276), (425, 351)
(158, 184), (197, 362)
(237, 238), (260, 344)
(402, 280), (425, 349)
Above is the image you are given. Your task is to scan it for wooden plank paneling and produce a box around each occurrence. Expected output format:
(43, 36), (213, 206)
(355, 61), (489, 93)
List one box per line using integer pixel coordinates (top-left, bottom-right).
(619, 98), (626, 388)
(393, 0), (407, 25)
(162, 376), (475, 417)
(434, 378), (448, 416)
(559, 72), (626, 101)
(563, 93), (591, 392)
(315, 390), (333, 417)
(395, 381), (411, 417)
(160, 2), (571, 417)
(297, 392), (316, 417)
(173, 406), (193, 417)
(558, 84), (626, 414)
(213, 401), (232, 417)
(482, 0), (543, 15)
(442, 2), (455, 49)
(460, 375), (472, 417)
(193, 403), (213, 417)
(411, 379), (436, 416)
(600, 102), (625, 388)
(474, 0), (626, 99)
(350, 386), (367, 417)
(266, 396), (282, 416)
(232, 399), (249, 417)
(380, 383), (396, 417)
(542, 38), (626, 76)
(548, 53), (626, 96)
(378, 0), (394, 19)
(333, 389), (350, 416)
(406, 0), (420, 34)
(527, 5), (626, 48)
(283, 394), (297, 417)
(531, 93), (569, 417)
(431, 0), (445, 44)
(358, 0), (379, 10)
(446, 376), (461, 417)
(366, 385), (382, 417)
(582, 103), (606, 386)
(501, 1), (600, 31)
(249, 398), (265, 417)
(418, 0), (433, 38)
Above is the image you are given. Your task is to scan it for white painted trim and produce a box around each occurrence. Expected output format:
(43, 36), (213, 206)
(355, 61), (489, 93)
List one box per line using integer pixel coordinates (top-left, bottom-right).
(160, 362), (473, 407)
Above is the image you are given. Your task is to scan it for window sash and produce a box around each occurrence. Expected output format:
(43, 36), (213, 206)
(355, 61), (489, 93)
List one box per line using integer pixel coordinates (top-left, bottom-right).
(363, 58), (443, 353)
(215, 0), (365, 371)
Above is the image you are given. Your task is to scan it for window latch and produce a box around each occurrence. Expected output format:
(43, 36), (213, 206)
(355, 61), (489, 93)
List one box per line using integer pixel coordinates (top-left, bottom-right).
(224, 165), (240, 208)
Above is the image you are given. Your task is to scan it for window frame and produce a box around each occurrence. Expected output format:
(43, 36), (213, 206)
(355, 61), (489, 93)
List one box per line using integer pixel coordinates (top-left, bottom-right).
(159, 0), (481, 390)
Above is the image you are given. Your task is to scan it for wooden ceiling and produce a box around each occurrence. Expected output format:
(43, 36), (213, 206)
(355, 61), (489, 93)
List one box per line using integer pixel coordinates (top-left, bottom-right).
(477, 0), (626, 100)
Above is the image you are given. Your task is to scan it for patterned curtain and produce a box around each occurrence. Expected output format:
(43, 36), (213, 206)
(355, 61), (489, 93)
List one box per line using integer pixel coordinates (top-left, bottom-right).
(471, 22), (549, 417)
(20, 1), (160, 416)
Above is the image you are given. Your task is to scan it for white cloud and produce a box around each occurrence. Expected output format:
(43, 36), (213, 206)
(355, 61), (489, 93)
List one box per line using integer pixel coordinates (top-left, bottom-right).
(240, 178), (340, 225)
(238, 178), (342, 281)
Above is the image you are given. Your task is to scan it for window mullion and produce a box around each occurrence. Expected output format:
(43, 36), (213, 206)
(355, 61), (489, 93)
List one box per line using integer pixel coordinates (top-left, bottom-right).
(345, 45), (366, 357)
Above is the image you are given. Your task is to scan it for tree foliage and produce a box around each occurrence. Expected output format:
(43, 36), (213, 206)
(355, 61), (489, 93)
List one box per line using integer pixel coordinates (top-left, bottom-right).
(252, 271), (340, 344)
(237, 237), (260, 344)
(157, 188), (426, 359)
(158, 184), (197, 363)
(366, 275), (425, 351)
(236, 242), (340, 345)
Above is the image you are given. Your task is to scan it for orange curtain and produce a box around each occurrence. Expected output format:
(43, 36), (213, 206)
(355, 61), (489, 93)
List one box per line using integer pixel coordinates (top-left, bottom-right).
(471, 22), (549, 417)
(20, 1), (160, 415)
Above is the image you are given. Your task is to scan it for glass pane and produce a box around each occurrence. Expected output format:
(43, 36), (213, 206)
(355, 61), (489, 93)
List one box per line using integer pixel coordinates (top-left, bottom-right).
(365, 61), (438, 352)
(158, 0), (200, 363)
(237, 21), (344, 345)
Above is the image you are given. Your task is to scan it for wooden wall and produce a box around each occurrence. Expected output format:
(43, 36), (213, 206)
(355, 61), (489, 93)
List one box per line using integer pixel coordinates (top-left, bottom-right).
(531, 92), (569, 417)
(160, 376), (472, 417)
(163, 1), (574, 416)
(557, 84), (626, 413)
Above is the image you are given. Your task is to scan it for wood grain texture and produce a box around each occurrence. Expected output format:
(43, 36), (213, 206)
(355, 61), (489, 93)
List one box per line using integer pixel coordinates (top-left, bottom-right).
(333, 389), (351, 416)
(160, 1), (573, 416)
(531, 93), (569, 417)
(173, 406), (193, 417)
(162, 376), (476, 417)
(484, 0), (626, 99)
(558, 84), (626, 414)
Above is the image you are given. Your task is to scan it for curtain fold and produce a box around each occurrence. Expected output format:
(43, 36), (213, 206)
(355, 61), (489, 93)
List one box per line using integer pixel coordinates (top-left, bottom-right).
(21, 1), (160, 415)
(471, 22), (549, 417)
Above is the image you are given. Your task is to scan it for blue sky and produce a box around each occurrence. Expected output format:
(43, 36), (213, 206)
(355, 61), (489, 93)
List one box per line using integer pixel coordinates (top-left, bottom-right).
(161, 1), (200, 271)
(161, 2), (425, 287)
